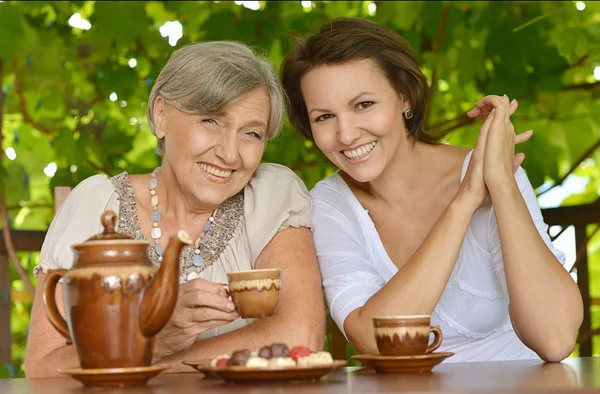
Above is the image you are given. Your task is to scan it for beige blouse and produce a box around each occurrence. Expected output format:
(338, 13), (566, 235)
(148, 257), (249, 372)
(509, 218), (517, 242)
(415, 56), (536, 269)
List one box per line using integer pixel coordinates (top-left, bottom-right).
(36, 163), (314, 339)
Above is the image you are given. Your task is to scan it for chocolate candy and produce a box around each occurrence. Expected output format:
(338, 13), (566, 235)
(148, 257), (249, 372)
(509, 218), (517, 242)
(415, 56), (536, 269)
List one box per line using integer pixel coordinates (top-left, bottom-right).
(258, 346), (272, 359)
(270, 343), (290, 358)
(227, 349), (251, 366)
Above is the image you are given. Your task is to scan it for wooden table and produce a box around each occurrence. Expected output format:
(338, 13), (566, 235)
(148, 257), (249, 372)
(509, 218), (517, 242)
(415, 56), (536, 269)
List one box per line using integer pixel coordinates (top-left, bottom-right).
(2, 357), (600, 394)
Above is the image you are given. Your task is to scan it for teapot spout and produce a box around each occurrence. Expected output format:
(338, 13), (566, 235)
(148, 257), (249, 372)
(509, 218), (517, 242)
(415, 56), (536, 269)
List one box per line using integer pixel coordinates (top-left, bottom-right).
(139, 230), (192, 337)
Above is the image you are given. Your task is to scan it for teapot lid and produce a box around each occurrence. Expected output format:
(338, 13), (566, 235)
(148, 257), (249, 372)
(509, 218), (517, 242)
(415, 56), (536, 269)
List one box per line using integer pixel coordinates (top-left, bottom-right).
(86, 210), (135, 241)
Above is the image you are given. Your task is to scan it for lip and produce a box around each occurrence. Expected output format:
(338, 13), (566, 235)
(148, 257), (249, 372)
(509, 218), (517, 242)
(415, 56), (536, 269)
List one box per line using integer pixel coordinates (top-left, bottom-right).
(198, 162), (235, 185)
(199, 162), (235, 172)
(341, 141), (377, 152)
(340, 141), (378, 165)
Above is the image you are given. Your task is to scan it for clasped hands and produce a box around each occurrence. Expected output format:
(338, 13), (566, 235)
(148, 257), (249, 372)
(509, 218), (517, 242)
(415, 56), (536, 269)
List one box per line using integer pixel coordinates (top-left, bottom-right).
(458, 94), (533, 210)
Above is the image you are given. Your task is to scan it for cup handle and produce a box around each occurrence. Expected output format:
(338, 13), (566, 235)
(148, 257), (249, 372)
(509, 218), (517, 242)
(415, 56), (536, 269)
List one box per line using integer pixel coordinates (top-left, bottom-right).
(43, 270), (72, 344)
(425, 325), (442, 354)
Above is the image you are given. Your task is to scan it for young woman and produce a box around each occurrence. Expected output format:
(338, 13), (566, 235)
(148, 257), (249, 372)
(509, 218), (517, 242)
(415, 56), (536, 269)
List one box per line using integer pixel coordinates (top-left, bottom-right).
(281, 17), (582, 362)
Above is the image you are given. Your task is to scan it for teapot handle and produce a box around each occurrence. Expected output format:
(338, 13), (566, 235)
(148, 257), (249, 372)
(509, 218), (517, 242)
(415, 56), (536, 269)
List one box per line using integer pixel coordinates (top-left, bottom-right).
(43, 270), (72, 344)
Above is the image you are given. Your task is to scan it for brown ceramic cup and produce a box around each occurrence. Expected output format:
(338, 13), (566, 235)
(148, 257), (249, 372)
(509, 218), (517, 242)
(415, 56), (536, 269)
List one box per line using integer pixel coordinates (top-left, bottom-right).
(373, 315), (442, 356)
(226, 269), (281, 318)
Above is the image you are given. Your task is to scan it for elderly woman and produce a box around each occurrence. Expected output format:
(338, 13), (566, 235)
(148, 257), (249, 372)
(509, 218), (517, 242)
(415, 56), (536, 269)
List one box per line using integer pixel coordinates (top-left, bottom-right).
(281, 18), (582, 363)
(25, 41), (325, 377)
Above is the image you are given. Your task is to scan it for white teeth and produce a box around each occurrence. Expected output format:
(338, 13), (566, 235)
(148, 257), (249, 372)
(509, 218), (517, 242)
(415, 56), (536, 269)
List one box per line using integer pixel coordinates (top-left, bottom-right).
(200, 163), (233, 178)
(343, 141), (377, 160)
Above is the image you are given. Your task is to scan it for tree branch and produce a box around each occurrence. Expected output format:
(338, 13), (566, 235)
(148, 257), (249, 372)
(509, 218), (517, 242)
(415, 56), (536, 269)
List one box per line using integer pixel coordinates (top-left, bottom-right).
(11, 54), (52, 136)
(6, 203), (52, 211)
(0, 58), (35, 297)
(13, 56), (107, 176)
(429, 79), (599, 137)
(538, 137), (600, 197)
(442, 117), (477, 135)
(424, 4), (451, 128)
(563, 81), (600, 92)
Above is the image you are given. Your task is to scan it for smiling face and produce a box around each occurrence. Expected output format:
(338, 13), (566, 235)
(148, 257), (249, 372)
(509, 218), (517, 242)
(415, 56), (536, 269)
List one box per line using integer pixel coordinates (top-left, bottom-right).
(154, 87), (268, 207)
(301, 59), (410, 183)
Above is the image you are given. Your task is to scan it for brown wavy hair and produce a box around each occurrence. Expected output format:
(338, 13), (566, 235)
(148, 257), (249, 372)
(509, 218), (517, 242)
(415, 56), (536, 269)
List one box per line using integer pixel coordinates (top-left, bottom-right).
(281, 17), (440, 143)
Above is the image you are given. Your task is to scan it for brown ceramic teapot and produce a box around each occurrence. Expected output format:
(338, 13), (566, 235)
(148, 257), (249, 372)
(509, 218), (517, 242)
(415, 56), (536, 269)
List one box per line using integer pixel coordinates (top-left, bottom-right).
(43, 210), (191, 370)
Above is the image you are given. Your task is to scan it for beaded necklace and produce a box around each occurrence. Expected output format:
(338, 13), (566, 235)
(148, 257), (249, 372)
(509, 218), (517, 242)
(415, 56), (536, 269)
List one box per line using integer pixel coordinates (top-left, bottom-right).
(148, 167), (217, 270)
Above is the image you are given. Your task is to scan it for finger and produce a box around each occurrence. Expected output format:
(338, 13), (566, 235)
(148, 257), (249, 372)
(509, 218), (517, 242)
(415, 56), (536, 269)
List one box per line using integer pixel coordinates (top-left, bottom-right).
(509, 99), (518, 116)
(499, 94), (510, 122)
(474, 109), (495, 156)
(467, 99), (493, 120)
(180, 290), (236, 312)
(182, 278), (228, 297)
(491, 100), (509, 129)
(513, 153), (525, 173)
(217, 283), (230, 295)
(515, 130), (533, 144)
(190, 307), (240, 324)
(467, 95), (510, 120)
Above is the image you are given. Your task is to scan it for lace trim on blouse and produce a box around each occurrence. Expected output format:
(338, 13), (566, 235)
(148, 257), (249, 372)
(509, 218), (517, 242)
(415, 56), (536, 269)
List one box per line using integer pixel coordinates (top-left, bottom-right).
(110, 172), (244, 283)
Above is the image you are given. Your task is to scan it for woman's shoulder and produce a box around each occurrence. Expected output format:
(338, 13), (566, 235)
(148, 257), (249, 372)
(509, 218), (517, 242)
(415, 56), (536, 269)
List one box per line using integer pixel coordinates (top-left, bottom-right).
(68, 173), (118, 202)
(245, 163), (311, 209)
(310, 172), (361, 219)
(242, 163), (313, 262)
(249, 163), (307, 188)
(310, 172), (348, 202)
(36, 173), (121, 276)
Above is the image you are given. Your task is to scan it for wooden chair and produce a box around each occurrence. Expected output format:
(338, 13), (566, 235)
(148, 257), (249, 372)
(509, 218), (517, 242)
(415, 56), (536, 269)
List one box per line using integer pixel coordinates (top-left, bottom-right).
(0, 186), (73, 370)
(330, 320), (348, 360)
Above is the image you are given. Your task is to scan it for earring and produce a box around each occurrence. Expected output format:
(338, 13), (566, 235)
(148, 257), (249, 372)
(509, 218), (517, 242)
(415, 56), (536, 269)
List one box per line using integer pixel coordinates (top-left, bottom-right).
(404, 108), (413, 120)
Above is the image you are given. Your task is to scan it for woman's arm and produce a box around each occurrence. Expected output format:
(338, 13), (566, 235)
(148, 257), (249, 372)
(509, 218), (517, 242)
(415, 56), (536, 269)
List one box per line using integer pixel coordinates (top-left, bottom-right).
(343, 196), (477, 354)
(155, 226), (326, 372)
(488, 174), (582, 362)
(24, 273), (79, 378)
(482, 95), (583, 362)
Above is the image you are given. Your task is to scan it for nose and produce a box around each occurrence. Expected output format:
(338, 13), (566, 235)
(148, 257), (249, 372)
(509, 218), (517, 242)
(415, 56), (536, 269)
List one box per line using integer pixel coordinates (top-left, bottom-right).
(337, 114), (361, 146)
(214, 132), (238, 165)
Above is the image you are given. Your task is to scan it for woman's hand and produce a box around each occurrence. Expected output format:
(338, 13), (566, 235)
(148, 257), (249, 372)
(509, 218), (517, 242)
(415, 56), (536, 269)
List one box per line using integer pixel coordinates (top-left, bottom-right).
(457, 96), (532, 211)
(455, 104), (495, 212)
(467, 95), (532, 177)
(153, 278), (239, 360)
(470, 95), (534, 190)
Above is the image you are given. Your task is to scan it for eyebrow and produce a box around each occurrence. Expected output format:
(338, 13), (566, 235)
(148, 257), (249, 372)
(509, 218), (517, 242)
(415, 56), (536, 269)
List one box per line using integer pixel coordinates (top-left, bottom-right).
(241, 120), (267, 130)
(308, 92), (375, 115)
(347, 92), (374, 106)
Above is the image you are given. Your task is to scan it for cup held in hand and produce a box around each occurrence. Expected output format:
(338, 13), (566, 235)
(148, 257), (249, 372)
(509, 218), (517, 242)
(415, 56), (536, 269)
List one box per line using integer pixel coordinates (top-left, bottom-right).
(373, 315), (442, 356)
(226, 269), (281, 319)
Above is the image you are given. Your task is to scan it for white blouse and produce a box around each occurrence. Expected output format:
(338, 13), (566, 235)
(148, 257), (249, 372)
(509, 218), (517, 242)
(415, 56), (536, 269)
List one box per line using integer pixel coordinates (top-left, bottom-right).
(311, 152), (566, 362)
(36, 163), (313, 340)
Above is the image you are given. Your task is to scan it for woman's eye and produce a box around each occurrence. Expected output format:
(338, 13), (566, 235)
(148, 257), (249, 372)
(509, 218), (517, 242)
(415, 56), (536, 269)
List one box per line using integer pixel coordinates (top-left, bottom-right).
(246, 131), (263, 140)
(356, 101), (374, 110)
(315, 114), (333, 123)
(202, 118), (218, 126)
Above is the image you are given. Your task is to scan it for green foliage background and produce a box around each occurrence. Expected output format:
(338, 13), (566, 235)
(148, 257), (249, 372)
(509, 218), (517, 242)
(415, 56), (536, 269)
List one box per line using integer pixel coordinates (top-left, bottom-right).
(1, 0), (600, 377)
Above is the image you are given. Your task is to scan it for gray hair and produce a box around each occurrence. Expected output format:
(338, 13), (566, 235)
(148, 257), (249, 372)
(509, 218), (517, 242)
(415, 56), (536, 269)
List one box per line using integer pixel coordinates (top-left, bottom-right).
(147, 41), (284, 155)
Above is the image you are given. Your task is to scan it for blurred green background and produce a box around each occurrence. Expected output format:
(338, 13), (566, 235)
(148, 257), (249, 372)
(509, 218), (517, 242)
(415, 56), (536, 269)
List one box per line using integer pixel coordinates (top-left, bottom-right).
(1, 0), (600, 377)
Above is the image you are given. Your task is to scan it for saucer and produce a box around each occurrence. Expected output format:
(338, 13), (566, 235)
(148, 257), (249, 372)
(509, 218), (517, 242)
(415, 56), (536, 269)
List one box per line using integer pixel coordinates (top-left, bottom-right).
(59, 364), (170, 388)
(351, 352), (454, 373)
(189, 360), (347, 383)
(182, 360), (218, 378)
